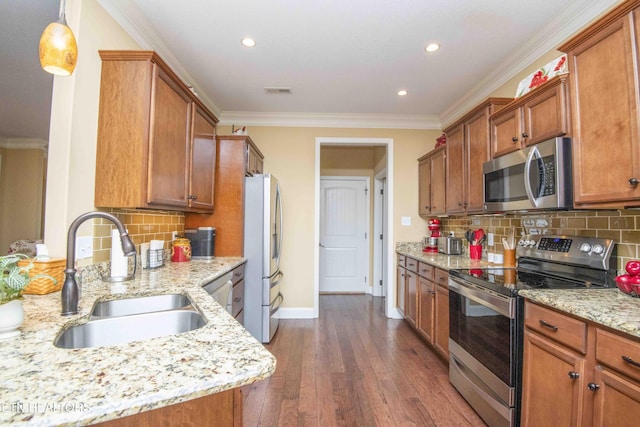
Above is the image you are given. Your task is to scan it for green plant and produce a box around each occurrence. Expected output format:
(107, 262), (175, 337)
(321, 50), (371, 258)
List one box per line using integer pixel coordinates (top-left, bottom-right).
(0, 254), (56, 305)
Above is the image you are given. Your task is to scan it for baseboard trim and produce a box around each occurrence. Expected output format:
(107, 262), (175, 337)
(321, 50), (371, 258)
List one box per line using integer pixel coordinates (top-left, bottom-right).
(277, 307), (317, 319)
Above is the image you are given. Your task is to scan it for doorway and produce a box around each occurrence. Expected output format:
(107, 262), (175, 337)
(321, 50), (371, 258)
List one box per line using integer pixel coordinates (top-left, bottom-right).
(314, 137), (396, 319)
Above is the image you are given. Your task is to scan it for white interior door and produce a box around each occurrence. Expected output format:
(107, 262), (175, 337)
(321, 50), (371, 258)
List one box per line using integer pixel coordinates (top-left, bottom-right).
(319, 178), (368, 293)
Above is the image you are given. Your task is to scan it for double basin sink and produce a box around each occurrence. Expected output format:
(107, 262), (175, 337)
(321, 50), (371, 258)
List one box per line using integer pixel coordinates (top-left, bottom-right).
(54, 294), (207, 349)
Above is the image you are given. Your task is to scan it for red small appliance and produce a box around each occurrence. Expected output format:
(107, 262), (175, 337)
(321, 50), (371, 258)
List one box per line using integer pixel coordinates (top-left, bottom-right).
(423, 218), (441, 253)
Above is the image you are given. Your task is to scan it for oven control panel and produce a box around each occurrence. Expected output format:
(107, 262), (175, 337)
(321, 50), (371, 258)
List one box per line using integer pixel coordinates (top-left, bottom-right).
(517, 235), (616, 270)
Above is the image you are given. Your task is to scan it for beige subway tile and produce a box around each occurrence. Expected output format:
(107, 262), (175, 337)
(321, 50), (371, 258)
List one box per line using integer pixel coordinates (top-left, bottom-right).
(616, 244), (637, 258)
(131, 214), (144, 225)
(621, 231), (640, 244)
(94, 224), (112, 238)
(94, 249), (110, 263)
(597, 229), (621, 241)
(610, 216), (635, 230)
(587, 217), (609, 230)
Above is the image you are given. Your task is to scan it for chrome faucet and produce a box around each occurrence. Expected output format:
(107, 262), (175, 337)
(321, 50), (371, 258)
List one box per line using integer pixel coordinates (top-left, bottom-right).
(61, 211), (136, 316)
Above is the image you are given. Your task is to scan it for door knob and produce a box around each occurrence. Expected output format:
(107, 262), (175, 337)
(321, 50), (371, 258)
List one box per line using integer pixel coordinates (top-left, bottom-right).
(568, 371), (580, 380)
(587, 383), (600, 392)
(629, 178), (639, 187)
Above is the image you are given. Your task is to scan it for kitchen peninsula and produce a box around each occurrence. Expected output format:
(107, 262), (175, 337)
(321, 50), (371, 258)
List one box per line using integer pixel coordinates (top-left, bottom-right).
(0, 258), (276, 426)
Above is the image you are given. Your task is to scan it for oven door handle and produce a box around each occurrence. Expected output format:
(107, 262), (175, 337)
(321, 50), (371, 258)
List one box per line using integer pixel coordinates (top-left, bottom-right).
(449, 277), (514, 318)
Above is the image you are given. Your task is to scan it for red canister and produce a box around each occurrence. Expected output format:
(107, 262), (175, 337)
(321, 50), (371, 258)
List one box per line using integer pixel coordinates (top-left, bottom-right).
(171, 238), (192, 262)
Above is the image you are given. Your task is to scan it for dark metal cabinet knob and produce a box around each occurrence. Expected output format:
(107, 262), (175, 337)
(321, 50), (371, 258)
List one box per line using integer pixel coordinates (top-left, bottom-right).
(629, 178), (640, 186)
(568, 371), (580, 380)
(587, 383), (600, 392)
(522, 132), (529, 138)
(512, 136), (518, 142)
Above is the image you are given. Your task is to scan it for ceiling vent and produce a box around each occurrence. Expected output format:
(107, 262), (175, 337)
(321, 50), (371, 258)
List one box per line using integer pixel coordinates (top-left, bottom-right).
(264, 87), (293, 94)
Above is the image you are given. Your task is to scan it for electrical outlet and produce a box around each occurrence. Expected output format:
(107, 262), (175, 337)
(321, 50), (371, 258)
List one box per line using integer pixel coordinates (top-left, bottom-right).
(401, 216), (411, 226)
(172, 231), (178, 241)
(449, 231), (455, 237)
(488, 232), (494, 246)
(76, 236), (93, 259)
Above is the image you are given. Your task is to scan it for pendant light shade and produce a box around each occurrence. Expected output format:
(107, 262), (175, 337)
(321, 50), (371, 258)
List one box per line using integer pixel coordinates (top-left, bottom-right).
(39, 0), (78, 76)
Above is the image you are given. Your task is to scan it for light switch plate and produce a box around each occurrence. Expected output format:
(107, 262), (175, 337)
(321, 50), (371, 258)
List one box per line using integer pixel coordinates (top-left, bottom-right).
(488, 232), (494, 246)
(401, 216), (411, 226)
(76, 236), (93, 259)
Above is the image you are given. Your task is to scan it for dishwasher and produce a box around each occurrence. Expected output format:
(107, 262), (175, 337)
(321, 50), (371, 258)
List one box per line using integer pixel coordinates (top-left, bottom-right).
(202, 272), (233, 314)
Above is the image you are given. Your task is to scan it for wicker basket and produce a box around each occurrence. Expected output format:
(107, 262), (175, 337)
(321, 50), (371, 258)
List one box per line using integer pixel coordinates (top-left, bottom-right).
(17, 258), (66, 295)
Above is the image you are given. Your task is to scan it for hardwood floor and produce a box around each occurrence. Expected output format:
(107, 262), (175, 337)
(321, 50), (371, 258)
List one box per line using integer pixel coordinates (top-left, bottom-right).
(242, 295), (486, 426)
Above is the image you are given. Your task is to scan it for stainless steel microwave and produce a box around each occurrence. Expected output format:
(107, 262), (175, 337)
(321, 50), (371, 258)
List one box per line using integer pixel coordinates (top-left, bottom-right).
(483, 137), (572, 213)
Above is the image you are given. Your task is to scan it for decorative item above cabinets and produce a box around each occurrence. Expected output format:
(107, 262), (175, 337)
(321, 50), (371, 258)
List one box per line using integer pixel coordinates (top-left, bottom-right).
(490, 75), (570, 159)
(94, 51), (219, 213)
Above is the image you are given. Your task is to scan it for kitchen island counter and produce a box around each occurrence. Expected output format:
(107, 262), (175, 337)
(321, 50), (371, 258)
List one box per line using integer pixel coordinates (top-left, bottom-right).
(0, 257), (276, 426)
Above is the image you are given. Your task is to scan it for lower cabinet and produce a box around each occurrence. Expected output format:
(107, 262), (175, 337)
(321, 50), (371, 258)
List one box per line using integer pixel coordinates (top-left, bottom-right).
(397, 253), (450, 361)
(396, 255), (406, 316)
(93, 388), (242, 427)
(521, 301), (640, 426)
(230, 263), (245, 324)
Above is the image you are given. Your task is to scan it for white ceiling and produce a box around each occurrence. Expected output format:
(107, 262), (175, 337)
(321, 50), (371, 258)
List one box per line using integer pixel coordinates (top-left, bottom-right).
(0, 0), (622, 141)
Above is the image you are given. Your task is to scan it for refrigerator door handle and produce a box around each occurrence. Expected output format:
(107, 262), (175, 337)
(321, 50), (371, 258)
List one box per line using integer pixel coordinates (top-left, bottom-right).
(271, 292), (284, 315)
(275, 183), (283, 272)
(270, 270), (284, 288)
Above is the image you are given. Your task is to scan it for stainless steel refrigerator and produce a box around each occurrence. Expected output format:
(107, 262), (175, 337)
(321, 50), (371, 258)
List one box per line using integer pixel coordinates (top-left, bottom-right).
(243, 174), (284, 343)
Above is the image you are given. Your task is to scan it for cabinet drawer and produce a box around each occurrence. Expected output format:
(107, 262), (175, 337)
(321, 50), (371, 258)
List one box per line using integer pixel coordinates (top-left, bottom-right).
(418, 262), (434, 280)
(231, 280), (244, 317)
(405, 257), (419, 273)
(397, 254), (406, 267)
(231, 264), (245, 285)
(596, 328), (640, 383)
(525, 303), (587, 354)
(434, 268), (449, 288)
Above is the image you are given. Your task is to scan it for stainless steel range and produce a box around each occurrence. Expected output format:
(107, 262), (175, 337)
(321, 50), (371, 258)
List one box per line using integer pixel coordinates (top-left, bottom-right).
(448, 235), (617, 427)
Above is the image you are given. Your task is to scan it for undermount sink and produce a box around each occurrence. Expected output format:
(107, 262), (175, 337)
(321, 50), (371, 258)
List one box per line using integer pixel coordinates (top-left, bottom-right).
(55, 294), (206, 349)
(54, 309), (207, 349)
(90, 293), (193, 318)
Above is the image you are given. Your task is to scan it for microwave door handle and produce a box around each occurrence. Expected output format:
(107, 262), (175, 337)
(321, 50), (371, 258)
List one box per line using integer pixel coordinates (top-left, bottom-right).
(524, 146), (540, 208)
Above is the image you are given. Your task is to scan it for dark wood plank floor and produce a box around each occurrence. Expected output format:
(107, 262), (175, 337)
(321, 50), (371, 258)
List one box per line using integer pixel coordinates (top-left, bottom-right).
(242, 294), (486, 426)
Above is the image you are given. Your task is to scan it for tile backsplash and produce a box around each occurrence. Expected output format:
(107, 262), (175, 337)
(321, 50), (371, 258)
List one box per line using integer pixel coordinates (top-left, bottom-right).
(436, 209), (640, 273)
(92, 208), (184, 263)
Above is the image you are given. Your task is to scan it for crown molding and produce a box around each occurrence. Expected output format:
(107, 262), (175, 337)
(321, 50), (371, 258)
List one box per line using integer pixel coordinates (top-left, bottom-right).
(97, 0), (222, 118)
(219, 111), (441, 130)
(0, 138), (48, 150)
(439, 0), (621, 128)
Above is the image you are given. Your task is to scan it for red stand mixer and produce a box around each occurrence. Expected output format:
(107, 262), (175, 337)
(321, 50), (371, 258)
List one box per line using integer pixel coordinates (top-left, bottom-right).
(423, 218), (441, 253)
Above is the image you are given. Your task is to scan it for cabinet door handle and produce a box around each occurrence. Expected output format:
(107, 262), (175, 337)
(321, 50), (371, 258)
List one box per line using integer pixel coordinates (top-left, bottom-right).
(568, 371), (580, 380)
(187, 194), (197, 200)
(629, 178), (640, 187)
(539, 319), (558, 332)
(234, 297), (242, 302)
(587, 383), (600, 392)
(622, 355), (640, 368)
(522, 132), (529, 138)
(512, 136), (519, 142)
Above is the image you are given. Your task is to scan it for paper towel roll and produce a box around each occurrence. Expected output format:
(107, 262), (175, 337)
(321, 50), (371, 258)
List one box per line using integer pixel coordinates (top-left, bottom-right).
(111, 229), (129, 277)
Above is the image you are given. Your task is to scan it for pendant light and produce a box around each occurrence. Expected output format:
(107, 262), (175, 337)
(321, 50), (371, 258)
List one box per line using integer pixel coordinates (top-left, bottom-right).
(39, 0), (78, 76)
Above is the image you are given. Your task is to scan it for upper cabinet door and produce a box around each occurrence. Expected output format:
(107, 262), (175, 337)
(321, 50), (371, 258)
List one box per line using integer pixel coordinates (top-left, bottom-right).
(445, 123), (465, 214)
(189, 105), (217, 211)
(147, 65), (192, 208)
(560, 3), (640, 207)
(491, 107), (521, 158)
(465, 108), (491, 213)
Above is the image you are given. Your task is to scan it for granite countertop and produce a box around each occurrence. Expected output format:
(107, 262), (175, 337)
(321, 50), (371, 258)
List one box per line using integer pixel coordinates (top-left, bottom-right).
(397, 242), (640, 340)
(396, 242), (492, 271)
(520, 288), (640, 339)
(0, 258), (276, 426)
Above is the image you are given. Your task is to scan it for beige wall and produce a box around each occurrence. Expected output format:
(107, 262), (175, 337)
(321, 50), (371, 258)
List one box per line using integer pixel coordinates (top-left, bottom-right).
(218, 125), (441, 309)
(0, 147), (46, 253)
(44, 0), (140, 257)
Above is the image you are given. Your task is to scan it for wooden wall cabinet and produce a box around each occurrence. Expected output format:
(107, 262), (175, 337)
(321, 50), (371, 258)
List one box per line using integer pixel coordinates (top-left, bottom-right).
(521, 301), (640, 426)
(418, 147), (446, 216)
(247, 143), (264, 176)
(95, 51), (218, 213)
(444, 98), (512, 214)
(185, 135), (264, 256)
(559, 0), (640, 208)
(490, 75), (570, 158)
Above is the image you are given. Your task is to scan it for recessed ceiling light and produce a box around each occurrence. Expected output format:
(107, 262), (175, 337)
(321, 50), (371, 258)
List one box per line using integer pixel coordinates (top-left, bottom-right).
(241, 38), (256, 47)
(397, 90), (408, 96)
(425, 43), (440, 53)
